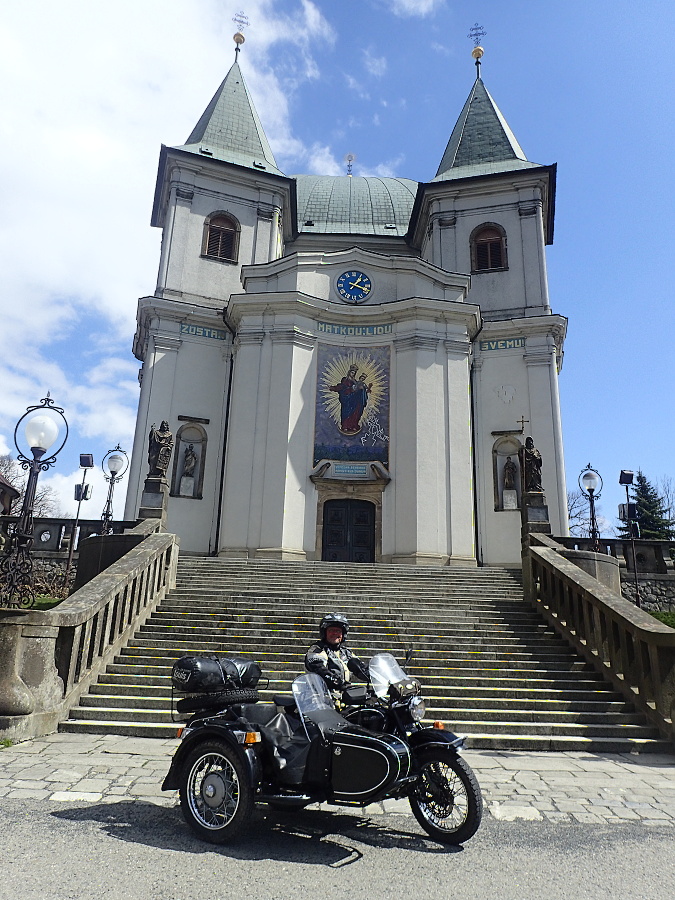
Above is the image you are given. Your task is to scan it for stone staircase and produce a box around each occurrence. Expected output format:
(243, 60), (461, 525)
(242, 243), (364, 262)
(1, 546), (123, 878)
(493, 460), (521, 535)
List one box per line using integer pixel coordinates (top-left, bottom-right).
(60, 558), (671, 752)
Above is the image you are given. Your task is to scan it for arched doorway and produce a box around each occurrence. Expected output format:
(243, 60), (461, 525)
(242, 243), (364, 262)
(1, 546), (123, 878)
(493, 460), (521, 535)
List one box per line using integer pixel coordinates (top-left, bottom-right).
(322, 499), (375, 563)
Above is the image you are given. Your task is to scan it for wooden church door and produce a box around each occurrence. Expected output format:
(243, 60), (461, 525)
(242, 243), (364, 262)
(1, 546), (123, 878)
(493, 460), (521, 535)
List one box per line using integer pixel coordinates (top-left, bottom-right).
(321, 499), (375, 563)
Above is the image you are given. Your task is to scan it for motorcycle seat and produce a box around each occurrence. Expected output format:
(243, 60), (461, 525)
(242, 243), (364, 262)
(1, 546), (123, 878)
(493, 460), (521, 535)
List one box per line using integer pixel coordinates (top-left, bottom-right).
(273, 695), (296, 709)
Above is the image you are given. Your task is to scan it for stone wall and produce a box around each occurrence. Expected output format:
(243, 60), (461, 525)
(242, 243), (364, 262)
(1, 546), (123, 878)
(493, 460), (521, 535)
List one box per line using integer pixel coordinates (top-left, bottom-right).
(621, 574), (675, 612)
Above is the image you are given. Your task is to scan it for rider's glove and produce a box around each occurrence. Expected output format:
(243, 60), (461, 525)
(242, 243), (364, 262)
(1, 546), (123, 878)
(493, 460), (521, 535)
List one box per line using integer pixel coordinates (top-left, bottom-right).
(324, 671), (344, 689)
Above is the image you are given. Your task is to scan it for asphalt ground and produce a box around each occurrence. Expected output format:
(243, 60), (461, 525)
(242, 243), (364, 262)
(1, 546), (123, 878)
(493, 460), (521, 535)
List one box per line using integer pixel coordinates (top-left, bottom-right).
(1, 734), (675, 900)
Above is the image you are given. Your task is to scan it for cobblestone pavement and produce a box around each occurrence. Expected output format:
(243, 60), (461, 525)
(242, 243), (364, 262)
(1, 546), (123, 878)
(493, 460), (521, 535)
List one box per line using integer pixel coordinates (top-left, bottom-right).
(1, 733), (674, 827)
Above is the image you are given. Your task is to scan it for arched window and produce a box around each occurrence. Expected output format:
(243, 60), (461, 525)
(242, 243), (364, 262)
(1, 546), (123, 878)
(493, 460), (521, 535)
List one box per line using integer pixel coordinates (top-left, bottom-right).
(471, 224), (507, 272)
(202, 213), (239, 262)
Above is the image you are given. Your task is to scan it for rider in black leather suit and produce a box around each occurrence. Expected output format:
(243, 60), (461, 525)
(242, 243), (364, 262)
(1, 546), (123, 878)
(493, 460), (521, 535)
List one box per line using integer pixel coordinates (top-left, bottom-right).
(304, 613), (369, 691)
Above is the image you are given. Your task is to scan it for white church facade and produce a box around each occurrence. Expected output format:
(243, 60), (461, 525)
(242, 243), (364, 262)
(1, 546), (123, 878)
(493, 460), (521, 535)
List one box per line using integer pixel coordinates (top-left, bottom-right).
(124, 49), (568, 567)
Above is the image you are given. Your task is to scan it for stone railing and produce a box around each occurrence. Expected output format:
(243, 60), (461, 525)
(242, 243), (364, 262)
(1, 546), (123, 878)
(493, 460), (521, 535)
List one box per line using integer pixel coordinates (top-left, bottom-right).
(525, 534), (675, 746)
(0, 527), (178, 741)
(555, 536), (675, 574)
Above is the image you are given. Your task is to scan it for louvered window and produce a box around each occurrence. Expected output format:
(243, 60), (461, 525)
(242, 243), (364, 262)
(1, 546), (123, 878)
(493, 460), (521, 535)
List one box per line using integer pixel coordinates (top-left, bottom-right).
(472, 226), (507, 272)
(204, 215), (238, 261)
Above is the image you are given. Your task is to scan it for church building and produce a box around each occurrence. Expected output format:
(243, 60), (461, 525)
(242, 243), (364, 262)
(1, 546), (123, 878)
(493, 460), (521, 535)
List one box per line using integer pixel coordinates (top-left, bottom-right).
(124, 42), (568, 567)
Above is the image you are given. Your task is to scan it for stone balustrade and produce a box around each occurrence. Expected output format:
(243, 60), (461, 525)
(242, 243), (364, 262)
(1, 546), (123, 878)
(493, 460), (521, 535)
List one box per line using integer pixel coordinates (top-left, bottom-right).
(525, 533), (675, 746)
(0, 525), (178, 741)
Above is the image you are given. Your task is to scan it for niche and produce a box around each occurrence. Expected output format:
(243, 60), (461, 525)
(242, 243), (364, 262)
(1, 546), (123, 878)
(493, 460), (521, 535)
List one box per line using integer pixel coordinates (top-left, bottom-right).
(171, 422), (207, 499)
(493, 436), (521, 511)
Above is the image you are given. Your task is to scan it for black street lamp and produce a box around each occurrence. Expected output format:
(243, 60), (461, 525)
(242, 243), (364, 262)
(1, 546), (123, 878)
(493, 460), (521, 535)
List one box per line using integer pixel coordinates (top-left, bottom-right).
(64, 454), (95, 582)
(619, 469), (641, 608)
(0, 395), (68, 608)
(100, 445), (129, 535)
(579, 463), (603, 553)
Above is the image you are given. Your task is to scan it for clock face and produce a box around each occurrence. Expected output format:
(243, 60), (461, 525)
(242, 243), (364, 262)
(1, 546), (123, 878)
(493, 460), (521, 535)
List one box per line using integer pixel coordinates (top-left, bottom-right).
(336, 270), (372, 304)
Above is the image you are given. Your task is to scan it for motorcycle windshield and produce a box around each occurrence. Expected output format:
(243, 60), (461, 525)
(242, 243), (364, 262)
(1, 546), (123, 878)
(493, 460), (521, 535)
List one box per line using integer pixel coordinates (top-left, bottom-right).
(292, 672), (334, 716)
(369, 653), (408, 698)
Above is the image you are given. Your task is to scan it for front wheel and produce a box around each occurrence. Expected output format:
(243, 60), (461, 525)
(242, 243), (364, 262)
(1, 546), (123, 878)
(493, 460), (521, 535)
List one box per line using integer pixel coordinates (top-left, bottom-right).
(179, 740), (253, 843)
(409, 748), (482, 845)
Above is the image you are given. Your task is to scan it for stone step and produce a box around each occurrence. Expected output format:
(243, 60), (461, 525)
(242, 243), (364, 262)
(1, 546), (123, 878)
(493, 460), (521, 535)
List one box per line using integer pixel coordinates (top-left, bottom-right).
(57, 718), (671, 752)
(60, 557), (666, 752)
(118, 648), (590, 674)
(86, 683), (634, 713)
(76, 694), (647, 726)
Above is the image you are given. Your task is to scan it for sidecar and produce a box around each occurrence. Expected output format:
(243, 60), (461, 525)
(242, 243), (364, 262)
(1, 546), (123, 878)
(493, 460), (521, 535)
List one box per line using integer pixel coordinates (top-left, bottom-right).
(163, 668), (417, 843)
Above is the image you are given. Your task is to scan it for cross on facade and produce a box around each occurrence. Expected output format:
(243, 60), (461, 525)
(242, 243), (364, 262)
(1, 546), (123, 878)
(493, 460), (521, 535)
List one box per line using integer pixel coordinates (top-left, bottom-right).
(517, 416), (529, 432)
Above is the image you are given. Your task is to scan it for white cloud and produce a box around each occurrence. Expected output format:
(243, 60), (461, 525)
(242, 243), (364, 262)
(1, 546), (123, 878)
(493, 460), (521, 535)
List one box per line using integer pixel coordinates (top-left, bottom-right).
(357, 155), (406, 177)
(387, 0), (446, 17)
(344, 73), (370, 99)
(363, 48), (387, 78)
(0, 0), (335, 516)
(305, 143), (343, 176)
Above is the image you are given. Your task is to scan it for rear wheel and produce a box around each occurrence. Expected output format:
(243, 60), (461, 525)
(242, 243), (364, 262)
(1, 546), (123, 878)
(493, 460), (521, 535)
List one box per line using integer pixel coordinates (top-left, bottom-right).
(409, 749), (482, 844)
(179, 740), (253, 843)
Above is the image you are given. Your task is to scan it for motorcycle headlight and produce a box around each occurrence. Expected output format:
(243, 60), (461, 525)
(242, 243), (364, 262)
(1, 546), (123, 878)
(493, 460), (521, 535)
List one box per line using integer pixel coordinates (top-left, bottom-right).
(410, 696), (426, 722)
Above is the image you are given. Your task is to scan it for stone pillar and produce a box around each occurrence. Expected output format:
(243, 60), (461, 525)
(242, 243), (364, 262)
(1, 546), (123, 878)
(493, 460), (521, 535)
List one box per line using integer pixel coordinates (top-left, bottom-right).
(138, 475), (170, 530)
(0, 621), (34, 717)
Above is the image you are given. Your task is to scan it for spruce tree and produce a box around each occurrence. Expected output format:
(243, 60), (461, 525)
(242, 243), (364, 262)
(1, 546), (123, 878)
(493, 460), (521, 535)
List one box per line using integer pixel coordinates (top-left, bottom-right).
(617, 470), (675, 540)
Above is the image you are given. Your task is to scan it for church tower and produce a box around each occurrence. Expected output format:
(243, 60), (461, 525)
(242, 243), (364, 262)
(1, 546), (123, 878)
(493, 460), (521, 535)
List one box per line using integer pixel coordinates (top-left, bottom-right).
(409, 47), (568, 563)
(124, 50), (294, 552)
(125, 43), (567, 567)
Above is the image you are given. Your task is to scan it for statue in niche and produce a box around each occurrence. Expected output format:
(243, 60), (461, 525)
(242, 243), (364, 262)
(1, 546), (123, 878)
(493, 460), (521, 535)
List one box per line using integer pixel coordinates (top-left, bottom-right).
(520, 436), (543, 493)
(148, 421), (173, 478)
(503, 456), (517, 491)
(183, 443), (197, 478)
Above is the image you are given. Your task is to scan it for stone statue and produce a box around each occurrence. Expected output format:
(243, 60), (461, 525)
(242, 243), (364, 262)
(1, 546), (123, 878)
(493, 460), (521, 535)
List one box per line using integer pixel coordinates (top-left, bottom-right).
(148, 421), (173, 479)
(183, 443), (197, 478)
(503, 456), (517, 491)
(520, 436), (543, 493)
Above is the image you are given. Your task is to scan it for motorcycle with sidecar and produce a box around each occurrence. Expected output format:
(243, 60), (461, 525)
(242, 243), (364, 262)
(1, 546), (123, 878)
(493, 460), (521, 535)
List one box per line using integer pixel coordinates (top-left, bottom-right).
(162, 653), (482, 845)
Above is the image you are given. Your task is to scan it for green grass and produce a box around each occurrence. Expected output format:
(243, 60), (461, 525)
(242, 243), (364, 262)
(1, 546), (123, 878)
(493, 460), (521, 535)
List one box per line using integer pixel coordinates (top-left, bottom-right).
(650, 611), (675, 629)
(33, 596), (65, 611)
(0, 739), (12, 749)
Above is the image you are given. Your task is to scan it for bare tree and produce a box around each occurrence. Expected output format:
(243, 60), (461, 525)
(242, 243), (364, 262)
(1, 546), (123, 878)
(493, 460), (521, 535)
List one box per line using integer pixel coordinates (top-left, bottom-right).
(657, 475), (675, 521)
(567, 488), (590, 537)
(0, 453), (62, 517)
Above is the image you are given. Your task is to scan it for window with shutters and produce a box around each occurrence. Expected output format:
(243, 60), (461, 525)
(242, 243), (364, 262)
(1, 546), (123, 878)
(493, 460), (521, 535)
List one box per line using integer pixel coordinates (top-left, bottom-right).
(471, 224), (507, 273)
(202, 214), (239, 262)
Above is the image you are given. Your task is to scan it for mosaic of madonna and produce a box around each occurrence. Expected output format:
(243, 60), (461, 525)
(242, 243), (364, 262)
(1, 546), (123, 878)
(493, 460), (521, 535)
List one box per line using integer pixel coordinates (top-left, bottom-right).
(314, 344), (390, 467)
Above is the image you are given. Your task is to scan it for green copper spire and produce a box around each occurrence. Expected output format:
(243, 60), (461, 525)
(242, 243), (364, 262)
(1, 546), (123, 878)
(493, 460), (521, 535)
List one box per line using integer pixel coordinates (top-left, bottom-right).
(434, 73), (540, 181)
(177, 61), (283, 175)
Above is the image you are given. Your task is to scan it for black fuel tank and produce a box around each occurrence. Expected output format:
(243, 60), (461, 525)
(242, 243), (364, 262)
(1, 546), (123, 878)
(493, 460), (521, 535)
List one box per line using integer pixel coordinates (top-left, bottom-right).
(329, 726), (412, 803)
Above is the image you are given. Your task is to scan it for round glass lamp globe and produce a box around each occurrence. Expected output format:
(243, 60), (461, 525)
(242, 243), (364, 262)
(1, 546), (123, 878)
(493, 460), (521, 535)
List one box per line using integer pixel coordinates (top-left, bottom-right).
(107, 453), (124, 475)
(25, 415), (59, 453)
(581, 470), (599, 493)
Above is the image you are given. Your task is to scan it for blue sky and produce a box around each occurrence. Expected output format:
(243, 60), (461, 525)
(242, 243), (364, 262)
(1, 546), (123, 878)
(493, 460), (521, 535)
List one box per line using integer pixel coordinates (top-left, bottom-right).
(1, 0), (674, 528)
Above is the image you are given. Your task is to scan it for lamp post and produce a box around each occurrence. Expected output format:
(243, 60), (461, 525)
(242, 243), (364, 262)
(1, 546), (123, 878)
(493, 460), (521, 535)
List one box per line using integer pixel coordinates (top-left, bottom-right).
(64, 454), (95, 582)
(619, 469), (641, 608)
(100, 445), (129, 535)
(579, 463), (603, 553)
(0, 396), (68, 608)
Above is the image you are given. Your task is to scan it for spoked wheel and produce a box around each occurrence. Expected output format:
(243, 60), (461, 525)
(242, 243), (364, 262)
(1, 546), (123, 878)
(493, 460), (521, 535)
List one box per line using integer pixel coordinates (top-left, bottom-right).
(179, 740), (253, 843)
(409, 749), (483, 845)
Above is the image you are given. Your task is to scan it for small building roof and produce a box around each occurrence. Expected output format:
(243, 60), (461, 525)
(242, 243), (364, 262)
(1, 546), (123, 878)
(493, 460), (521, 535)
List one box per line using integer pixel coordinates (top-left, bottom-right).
(176, 61), (283, 176)
(294, 175), (417, 236)
(434, 77), (541, 181)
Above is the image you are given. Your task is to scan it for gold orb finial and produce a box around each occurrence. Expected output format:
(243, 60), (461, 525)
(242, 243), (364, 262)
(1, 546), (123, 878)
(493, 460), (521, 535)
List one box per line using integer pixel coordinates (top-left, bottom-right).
(234, 32), (245, 46)
(471, 46), (484, 60)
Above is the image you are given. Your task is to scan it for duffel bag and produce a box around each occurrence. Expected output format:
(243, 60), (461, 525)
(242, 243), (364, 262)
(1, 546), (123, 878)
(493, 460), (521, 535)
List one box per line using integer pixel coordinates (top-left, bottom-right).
(171, 655), (261, 693)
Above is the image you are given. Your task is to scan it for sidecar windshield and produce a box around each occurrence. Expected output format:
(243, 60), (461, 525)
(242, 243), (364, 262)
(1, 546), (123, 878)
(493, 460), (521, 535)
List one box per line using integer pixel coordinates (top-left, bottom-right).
(292, 672), (334, 716)
(369, 653), (408, 698)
